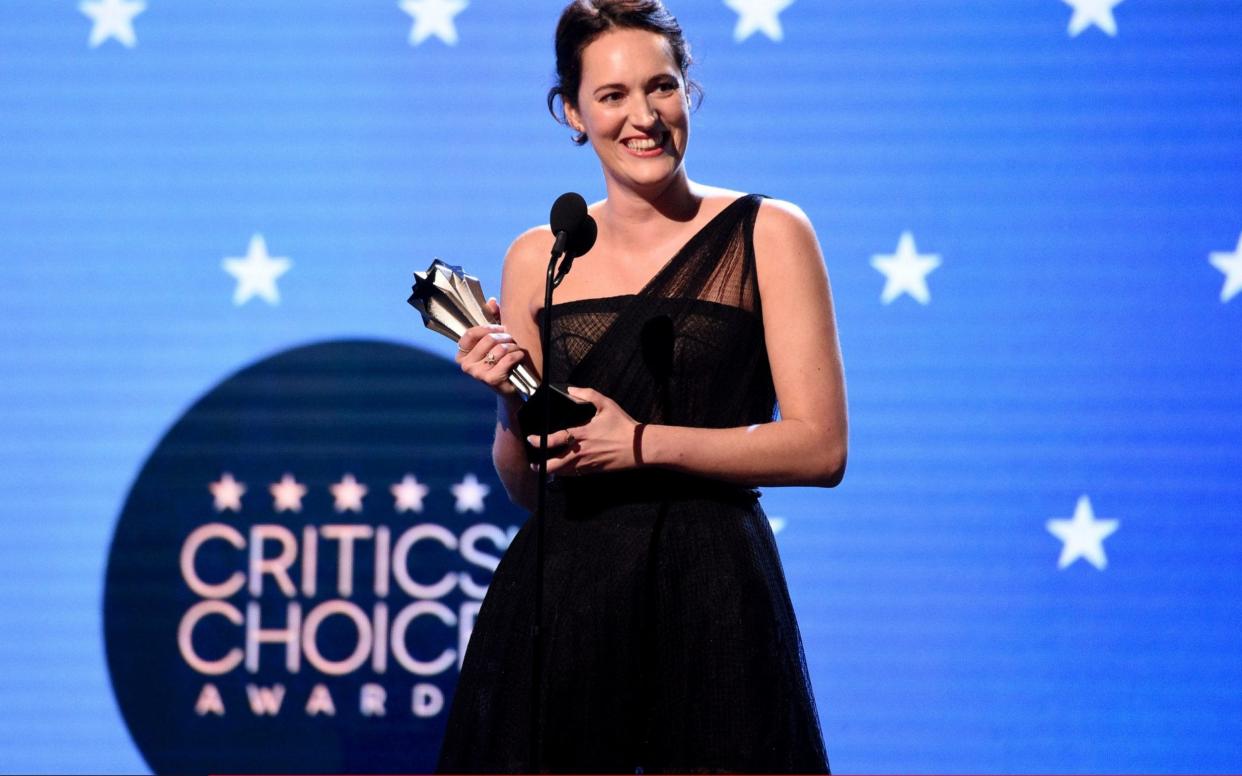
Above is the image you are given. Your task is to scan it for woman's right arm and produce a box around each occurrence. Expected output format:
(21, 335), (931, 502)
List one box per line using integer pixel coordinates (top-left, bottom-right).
(455, 227), (550, 512)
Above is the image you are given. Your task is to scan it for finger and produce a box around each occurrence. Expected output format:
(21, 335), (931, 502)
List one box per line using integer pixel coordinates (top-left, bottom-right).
(483, 348), (525, 385)
(536, 420), (589, 447)
(463, 342), (508, 380)
(530, 446), (574, 473)
(542, 452), (575, 476)
(527, 428), (570, 448)
(465, 329), (513, 363)
(486, 297), (501, 323)
(566, 385), (601, 407)
(455, 330), (483, 361)
(471, 342), (514, 376)
(457, 325), (505, 361)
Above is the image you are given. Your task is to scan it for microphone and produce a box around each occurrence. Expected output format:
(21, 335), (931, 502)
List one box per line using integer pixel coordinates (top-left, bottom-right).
(569, 213), (597, 257)
(548, 192), (597, 287)
(549, 192), (588, 259)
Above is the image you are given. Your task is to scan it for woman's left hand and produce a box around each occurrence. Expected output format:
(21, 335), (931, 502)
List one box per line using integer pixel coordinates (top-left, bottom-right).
(527, 387), (640, 476)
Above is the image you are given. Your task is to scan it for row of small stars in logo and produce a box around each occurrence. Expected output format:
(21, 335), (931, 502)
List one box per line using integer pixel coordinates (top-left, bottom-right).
(208, 472), (490, 515)
(220, 230), (1242, 308)
(209, 474), (1113, 564)
(79, 0), (1129, 50)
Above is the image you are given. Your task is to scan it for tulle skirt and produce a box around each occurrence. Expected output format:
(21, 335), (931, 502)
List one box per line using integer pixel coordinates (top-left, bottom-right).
(436, 472), (830, 774)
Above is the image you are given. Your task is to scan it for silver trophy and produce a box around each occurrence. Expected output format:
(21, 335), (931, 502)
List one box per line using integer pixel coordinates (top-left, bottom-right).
(407, 259), (540, 396)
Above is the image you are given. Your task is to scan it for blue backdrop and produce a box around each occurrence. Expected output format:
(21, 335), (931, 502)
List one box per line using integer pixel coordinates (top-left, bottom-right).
(2, 0), (1241, 772)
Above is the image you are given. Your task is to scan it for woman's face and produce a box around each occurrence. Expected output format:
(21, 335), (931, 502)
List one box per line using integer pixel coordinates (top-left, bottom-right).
(565, 27), (690, 196)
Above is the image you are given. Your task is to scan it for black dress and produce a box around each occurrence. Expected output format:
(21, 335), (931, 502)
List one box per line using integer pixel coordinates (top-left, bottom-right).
(436, 194), (830, 774)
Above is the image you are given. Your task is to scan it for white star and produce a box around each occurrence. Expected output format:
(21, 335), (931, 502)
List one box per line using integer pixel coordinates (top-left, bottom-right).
(399, 0), (468, 46)
(269, 473), (308, 513)
(391, 474), (430, 513)
(1046, 495), (1120, 571)
(209, 473), (246, 513)
(724, 0), (795, 43)
(871, 231), (941, 305)
(451, 473), (490, 514)
(1062, 0), (1125, 38)
(330, 474), (369, 513)
(222, 234), (291, 306)
(80, 0), (145, 49)
(1209, 232), (1242, 303)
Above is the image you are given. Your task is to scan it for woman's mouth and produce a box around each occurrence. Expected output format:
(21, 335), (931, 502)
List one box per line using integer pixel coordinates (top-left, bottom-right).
(622, 133), (666, 157)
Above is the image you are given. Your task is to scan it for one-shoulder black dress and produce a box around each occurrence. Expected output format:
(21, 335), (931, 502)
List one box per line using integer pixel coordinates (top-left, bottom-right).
(436, 194), (830, 773)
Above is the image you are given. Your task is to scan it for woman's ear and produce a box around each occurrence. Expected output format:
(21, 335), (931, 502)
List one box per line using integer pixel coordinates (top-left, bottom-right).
(564, 101), (584, 133)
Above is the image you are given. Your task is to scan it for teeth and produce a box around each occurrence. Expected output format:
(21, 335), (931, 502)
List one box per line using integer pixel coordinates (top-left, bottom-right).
(626, 136), (661, 150)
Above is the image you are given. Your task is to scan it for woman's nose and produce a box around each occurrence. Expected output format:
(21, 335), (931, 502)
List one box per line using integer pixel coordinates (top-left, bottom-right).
(629, 98), (659, 129)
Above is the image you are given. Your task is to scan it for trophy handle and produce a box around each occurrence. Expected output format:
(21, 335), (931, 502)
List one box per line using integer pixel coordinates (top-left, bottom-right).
(507, 370), (537, 398)
(511, 364), (539, 396)
(517, 383), (598, 458)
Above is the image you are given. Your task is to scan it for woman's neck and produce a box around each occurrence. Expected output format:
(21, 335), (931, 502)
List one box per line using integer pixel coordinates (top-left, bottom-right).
(597, 170), (701, 245)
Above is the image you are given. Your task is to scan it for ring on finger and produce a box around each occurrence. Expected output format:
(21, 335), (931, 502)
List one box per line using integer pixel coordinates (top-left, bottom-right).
(483, 350), (499, 366)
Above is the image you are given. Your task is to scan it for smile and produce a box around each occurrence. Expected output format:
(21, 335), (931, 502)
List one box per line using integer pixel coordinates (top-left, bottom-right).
(622, 133), (666, 157)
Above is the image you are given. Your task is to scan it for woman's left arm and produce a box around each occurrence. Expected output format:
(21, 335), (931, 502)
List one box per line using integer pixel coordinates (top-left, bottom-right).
(531, 199), (848, 488)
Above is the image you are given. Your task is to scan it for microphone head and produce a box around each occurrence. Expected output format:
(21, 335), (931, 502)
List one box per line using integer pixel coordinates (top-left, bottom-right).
(568, 214), (598, 258)
(549, 192), (588, 237)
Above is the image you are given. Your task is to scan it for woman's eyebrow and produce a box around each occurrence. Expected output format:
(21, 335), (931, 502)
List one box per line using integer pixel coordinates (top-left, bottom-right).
(593, 74), (676, 95)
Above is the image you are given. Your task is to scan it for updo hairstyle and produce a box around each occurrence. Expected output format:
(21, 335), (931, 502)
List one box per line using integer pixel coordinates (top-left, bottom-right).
(547, 0), (702, 145)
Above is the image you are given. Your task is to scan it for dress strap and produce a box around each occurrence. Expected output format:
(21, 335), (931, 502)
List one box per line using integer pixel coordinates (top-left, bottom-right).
(558, 194), (765, 387)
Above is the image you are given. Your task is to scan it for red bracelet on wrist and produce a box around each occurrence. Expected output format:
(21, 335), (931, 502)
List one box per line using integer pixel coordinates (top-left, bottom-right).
(633, 423), (647, 467)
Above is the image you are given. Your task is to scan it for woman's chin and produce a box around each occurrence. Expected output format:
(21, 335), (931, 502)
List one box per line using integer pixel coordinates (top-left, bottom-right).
(609, 159), (684, 193)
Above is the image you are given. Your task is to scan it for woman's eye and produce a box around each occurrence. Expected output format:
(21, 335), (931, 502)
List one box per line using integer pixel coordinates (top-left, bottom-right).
(655, 81), (678, 94)
(601, 92), (623, 103)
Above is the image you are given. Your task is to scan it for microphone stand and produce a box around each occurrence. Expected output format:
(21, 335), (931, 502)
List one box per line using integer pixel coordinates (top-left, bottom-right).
(531, 241), (572, 771)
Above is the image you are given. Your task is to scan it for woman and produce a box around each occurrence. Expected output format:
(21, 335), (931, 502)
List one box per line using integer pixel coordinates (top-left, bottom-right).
(438, 1), (846, 772)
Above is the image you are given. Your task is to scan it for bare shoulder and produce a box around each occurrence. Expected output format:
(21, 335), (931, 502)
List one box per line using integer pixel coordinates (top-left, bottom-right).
(754, 197), (817, 244)
(506, 225), (555, 265)
(502, 225), (555, 289)
(750, 198), (834, 328)
(687, 187), (818, 249)
(750, 194), (819, 270)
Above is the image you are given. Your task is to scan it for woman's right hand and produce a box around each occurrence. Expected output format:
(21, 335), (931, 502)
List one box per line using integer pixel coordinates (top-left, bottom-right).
(455, 297), (529, 396)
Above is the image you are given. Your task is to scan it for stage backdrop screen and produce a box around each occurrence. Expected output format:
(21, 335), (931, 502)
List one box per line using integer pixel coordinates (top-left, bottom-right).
(1, 0), (1240, 772)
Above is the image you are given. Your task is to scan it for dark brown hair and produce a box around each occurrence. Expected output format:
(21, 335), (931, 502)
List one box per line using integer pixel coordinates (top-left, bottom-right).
(547, 0), (702, 145)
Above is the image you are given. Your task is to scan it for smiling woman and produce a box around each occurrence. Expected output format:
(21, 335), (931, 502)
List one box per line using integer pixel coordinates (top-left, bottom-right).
(435, 1), (845, 773)
(564, 27), (691, 198)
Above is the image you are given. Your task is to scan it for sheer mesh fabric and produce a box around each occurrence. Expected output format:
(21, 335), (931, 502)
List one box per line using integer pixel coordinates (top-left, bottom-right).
(543, 194), (771, 429)
(436, 195), (830, 774)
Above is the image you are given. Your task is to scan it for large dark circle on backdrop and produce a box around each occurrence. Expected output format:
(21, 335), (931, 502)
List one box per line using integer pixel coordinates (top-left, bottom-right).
(103, 339), (525, 774)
